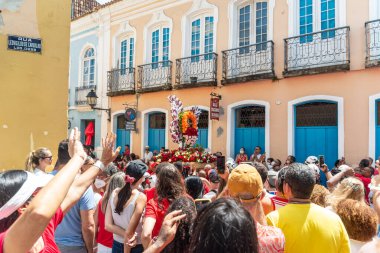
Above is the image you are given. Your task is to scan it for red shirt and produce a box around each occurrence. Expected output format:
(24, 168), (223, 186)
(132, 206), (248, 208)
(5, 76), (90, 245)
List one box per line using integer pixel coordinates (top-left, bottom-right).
(96, 200), (113, 248)
(270, 196), (288, 210)
(144, 198), (170, 238)
(203, 183), (210, 195)
(0, 207), (63, 253)
(144, 187), (156, 202)
(355, 173), (371, 202)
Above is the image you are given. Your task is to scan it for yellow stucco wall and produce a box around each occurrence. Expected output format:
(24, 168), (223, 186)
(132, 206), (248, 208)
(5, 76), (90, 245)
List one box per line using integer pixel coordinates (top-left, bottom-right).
(0, 0), (70, 170)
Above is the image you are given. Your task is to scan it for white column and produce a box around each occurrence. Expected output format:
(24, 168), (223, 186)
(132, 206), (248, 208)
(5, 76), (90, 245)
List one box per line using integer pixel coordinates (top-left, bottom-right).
(96, 10), (112, 156)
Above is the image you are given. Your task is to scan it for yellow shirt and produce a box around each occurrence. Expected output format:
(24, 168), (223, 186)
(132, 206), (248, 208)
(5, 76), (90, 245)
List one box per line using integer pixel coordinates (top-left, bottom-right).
(266, 203), (350, 253)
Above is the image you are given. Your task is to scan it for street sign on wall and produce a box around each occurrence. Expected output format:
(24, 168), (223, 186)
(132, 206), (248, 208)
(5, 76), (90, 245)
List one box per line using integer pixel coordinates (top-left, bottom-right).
(210, 98), (220, 120)
(125, 121), (136, 131)
(8, 35), (42, 53)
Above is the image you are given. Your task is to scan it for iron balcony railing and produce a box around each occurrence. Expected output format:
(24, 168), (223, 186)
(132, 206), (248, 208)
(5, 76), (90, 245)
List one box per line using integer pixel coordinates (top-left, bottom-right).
(137, 61), (172, 92)
(175, 53), (218, 88)
(75, 85), (96, 105)
(284, 26), (350, 76)
(365, 19), (380, 67)
(107, 68), (135, 95)
(222, 41), (274, 84)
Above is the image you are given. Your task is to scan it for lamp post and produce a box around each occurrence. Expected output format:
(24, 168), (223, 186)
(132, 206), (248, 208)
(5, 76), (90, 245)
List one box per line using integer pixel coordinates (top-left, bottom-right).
(86, 90), (111, 121)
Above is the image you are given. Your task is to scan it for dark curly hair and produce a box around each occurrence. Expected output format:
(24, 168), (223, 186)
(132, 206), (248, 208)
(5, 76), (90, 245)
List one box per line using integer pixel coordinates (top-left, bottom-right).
(161, 197), (196, 253)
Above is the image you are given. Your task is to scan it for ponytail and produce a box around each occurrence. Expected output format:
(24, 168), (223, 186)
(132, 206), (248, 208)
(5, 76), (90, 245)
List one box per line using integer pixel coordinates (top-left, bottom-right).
(24, 148), (51, 172)
(115, 175), (135, 214)
(25, 152), (38, 172)
(115, 183), (132, 215)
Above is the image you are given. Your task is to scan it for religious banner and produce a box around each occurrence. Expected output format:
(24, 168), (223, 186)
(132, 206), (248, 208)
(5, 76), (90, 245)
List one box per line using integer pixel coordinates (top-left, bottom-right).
(210, 97), (220, 120)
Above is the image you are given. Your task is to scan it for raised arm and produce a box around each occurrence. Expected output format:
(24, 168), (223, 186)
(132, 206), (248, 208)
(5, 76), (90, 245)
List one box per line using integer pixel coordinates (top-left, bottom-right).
(327, 166), (354, 190)
(143, 210), (186, 253)
(61, 133), (120, 213)
(3, 128), (86, 253)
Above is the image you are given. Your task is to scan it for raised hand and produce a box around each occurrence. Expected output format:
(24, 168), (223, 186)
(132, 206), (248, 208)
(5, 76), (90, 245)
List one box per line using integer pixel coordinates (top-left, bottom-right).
(320, 164), (328, 173)
(100, 133), (121, 166)
(155, 210), (186, 249)
(68, 127), (87, 161)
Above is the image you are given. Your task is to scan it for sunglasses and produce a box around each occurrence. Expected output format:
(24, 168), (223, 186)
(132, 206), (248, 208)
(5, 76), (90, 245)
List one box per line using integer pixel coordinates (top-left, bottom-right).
(42, 156), (53, 161)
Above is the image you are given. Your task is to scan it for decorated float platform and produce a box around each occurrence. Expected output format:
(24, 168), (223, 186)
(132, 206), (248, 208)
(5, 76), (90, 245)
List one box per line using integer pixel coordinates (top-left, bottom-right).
(152, 95), (217, 169)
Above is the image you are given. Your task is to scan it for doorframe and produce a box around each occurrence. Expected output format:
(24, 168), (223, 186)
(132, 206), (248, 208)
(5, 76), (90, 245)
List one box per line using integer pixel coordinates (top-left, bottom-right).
(226, 100), (270, 159)
(184, 105), (212, 151)
(141, 108), (169, 156)
(369, 94), (380, 161)
(111, 110), (133, 153)
(288, 95), (344, 158)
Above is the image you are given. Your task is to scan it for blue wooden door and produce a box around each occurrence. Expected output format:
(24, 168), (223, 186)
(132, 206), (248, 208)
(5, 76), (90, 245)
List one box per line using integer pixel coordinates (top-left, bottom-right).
(116, 129), (130, 153)
(235, 127), (265, 157)
(116, 115), (130, 153)
(148, 113), (166, 153)
(376, 100), (380, 160)
(295, 102), (338, 187)
(196, 129), (208, 148)
(195, 110), (209, 148)
(234, 106), (266, 157)
(295, 126), (338, 169)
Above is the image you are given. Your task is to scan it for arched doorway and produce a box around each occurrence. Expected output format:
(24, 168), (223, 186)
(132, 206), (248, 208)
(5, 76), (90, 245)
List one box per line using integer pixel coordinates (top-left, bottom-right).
(116, 115), (131, 153)
(148, 112), (166, 153)
(234, 106), (266, 158)
(295, 101), (338, 187)
(195, 110), (209, 148)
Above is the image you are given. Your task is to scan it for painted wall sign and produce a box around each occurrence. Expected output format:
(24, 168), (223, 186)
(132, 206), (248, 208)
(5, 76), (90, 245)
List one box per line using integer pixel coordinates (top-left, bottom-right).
(125, 108), (137, 122)
(210, 97), (220, 120)
(8, 35), (42, 53)
(125, 121), (136, 131)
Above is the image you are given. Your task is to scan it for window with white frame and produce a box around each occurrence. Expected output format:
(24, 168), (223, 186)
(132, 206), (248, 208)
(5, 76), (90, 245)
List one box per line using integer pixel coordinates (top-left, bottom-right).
(119, 37), (134, 74)
(234, 1), (268, 51)
(150, 26), (170, 64)
(82, 48), (95, 87)
(297, 0), (336, 42)
(190, 16), (214, 60)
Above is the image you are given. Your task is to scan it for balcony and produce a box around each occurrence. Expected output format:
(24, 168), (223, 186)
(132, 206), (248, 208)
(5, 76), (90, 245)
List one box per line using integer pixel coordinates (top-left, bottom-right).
(107, 68), (135, 96)
(75, 85), (96, 105)
(366, 19), (380, 68)
(137, 61), (172, 93)
(284, 26), (350, 77)
(222, 41), (274, 85)
(175, 53), (218, 89)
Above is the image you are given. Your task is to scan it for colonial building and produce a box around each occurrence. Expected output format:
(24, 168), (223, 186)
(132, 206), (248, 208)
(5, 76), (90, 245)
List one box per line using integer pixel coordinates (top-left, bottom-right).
(70, 0), (380, 167)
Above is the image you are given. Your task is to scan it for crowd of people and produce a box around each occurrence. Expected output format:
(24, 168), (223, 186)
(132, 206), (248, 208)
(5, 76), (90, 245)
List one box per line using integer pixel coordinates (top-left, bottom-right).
(1, 129), (380, 253)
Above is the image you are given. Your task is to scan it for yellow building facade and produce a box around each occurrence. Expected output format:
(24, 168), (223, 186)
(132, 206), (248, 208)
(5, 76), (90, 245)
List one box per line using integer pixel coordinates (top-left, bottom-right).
(71, 0), (380, 169)
(0, 0), (71, 170)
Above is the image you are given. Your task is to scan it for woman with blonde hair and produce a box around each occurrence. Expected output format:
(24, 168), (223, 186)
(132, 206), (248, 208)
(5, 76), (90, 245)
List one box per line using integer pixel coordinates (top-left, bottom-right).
(25, 147), (53, 174)
(326, 177), (365, 212)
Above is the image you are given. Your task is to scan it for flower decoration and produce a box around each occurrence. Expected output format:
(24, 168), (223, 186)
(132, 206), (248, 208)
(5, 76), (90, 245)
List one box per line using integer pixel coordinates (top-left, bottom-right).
(153, 147), (216, 164)
(181, 111), (197, 135)
(168, 95), (202, 147)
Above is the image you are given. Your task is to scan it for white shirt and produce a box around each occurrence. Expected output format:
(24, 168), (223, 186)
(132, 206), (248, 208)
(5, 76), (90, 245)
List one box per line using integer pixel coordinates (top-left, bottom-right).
(144, 151), (153, 163)
(33, 168), (54, 185)
(350, 239), (367, 253)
